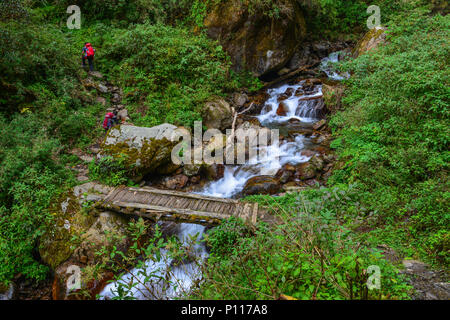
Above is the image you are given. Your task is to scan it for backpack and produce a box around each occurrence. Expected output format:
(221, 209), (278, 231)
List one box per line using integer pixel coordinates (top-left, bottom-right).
(86, 46), (95, 58)
(103, 113), (114, 129)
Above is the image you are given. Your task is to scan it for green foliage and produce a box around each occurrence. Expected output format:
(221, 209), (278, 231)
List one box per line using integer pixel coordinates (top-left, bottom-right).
(0, 21), (79, 114)
(204, 217), (250, 256)
(0, 113), (75, 283)
(0, 7), (105, 285)
(88, 156), (130, 187)
(99, 23), (236, 127)
(196, 191), (412, 300)
(329, 10), (449, 264)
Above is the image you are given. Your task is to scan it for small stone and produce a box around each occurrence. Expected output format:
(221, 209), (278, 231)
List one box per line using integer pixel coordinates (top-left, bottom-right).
(89, 71), (103, 79)
(117, 109), (128, 121)
(232, 93), (248, 107)
(97, 84), (108, 94)
(95, 97), (107, 106)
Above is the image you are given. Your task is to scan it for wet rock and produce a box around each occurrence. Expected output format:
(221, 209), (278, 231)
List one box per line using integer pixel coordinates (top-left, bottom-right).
(158, 222), (180, 239)
(313, 133), (332, 146)
(278, 170), (293, 184)
(242, 176), (281, 196)
(301, 149), (316, 158)
(278, 68), (291, 76)
(202, 99), (233, 131)
(102, 124), (179, 178)
(190, 175), (201, 184)
(294, 87), (305, 96)
(276, 102), (289, 116)
(183, 164), (202, 177)
(277, 88), (294, 102)
(204, 0), (306, 76)
(295, 155), (324, 181)
(288, 118), (301, 124)
(164, 174), (189, 190)
(204, 163), (225, 181)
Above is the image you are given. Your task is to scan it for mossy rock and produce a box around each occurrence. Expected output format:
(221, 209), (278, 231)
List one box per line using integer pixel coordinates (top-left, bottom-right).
(102, 124), (180, 178)
(352, 26), (387, 58)
(204, 0), (306, 76)
(39, 194), (97, 270)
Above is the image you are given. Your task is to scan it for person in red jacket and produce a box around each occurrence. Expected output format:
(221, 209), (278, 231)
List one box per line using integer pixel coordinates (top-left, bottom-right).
(82, 42), (96, 71)
(103, 111), (118, 135)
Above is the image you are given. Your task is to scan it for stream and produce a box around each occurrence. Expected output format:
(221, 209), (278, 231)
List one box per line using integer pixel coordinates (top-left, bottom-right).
(99, 52), (344, 300)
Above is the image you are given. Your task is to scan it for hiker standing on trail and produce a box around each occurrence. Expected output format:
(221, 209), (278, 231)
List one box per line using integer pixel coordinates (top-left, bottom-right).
(103, 111), (118, 134)
(82, 42), (96, 71)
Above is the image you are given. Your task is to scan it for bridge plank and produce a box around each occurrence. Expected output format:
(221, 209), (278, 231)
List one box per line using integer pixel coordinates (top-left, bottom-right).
(99, 186), (276, 225)
(110, 201), (226, 221)
(132, 187), (240, 204)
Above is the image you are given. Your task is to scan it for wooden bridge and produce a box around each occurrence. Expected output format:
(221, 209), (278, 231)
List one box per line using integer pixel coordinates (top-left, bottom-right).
(98, 186), (277, 225)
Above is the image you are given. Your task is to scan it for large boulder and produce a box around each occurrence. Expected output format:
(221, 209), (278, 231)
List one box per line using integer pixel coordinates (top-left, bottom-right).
(353, 26), (387, 58)
(242, 176), (281, 196)
(204, 0), (306, 76)
(294, 155), (324, 180)
(51, 210), (130, 300)
(202, 99), (233, 131)
(102, 124), (180, 177)
(39, 183), (114, 270)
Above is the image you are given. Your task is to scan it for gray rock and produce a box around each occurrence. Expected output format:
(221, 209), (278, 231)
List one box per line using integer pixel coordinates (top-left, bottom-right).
(104, 124), (177, 149)
(202, 99), (233, 131)
(89, 71), (103, 79)
(117, 109), (128, 121)
(102, 124), (180, 177)
(97, 84), (108, 94)
(232, 93), (248, 107)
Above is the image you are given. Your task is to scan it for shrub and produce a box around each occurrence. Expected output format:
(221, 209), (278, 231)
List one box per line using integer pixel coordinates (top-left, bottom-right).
(195, 191), (412, 300)
(329, 9), (449, 264)
(99, 23), (235, 127)
(0, 114), (74, 283)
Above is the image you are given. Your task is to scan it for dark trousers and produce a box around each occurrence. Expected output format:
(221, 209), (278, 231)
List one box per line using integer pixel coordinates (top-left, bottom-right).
(82, 56), (94, 71)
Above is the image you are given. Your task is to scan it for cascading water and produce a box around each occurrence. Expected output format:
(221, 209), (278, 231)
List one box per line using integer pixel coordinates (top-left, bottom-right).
(100, 52), (344, 300)
(100, 223), (207, 300)
(319, 51), (350, 81)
